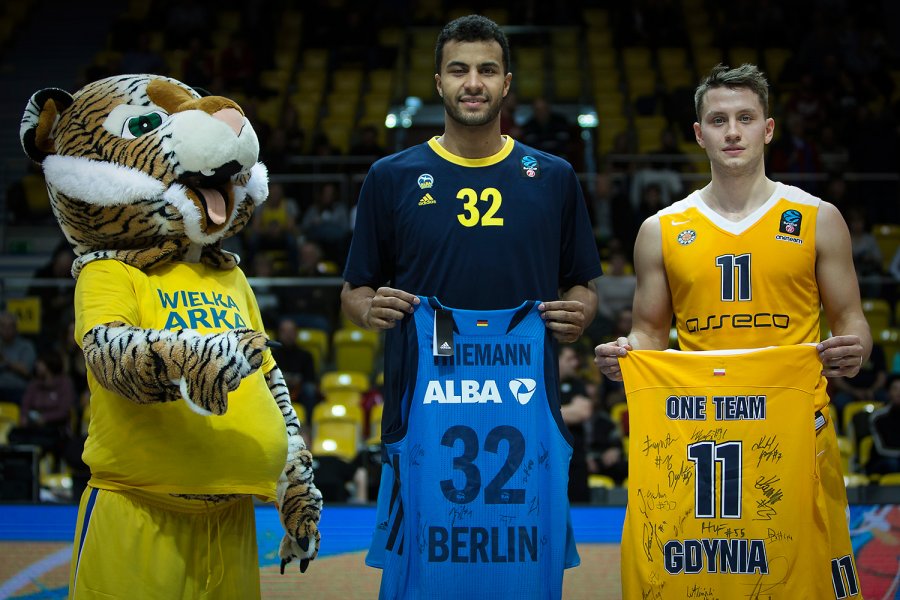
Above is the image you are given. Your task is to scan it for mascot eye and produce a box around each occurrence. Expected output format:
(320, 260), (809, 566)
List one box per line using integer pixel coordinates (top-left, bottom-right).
(123, 111), (166, 138)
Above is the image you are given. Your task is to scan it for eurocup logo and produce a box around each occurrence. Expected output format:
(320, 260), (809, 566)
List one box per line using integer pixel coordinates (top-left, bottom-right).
(509, 378), (537, 404)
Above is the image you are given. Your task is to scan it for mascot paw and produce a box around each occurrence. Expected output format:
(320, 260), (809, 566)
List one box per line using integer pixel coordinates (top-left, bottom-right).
(181, 328), (270, 415)
(278, 526), (320, 574)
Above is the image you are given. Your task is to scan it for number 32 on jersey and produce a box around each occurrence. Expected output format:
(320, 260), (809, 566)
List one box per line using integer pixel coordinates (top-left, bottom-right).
(457, 187), (504, 227)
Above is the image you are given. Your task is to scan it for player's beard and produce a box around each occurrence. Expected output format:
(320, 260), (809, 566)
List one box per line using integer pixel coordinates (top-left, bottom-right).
(444, 93), (504, 127)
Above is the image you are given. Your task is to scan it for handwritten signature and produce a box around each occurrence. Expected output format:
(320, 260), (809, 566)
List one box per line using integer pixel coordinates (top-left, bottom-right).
(752, 435), (783, 468)
(754, 474), (784, 520)
(642, 433), (678, 457)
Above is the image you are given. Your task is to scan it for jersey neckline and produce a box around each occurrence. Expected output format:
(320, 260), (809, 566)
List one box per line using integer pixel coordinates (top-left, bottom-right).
(681, 181), (786, 235)
(427, 135), (515, 167)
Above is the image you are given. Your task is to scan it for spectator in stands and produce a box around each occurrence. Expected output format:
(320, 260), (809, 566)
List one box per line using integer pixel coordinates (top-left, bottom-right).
(270, 318), (319, 421)
(769, 111), (823, 179)
(119, 32), (166, 75)
(217, 33), (259, 96)
(348, 124), (386, 159)
(181, 37), (215, 89)
(27, 240), (76, 338)
(558, 344), (593, 503)
(56, 319), (88, 405)
(888, 246), (900, 283)
(866, 375), (900, 476)
(596, 307), (632, 410)
(301, 182), (352, 265)
(593, 249), (636, 340)
(586, 407), (628, 487)
(8, 349), (75, 467)
(521, 97), (572, 159)
(164, 0), (209, 48)
(499, 90), (522, 139)
(846, 206), (883, 298)
(243, 182), (300, 274)
(830, 342), (889, 432)
(0, 312), (36, 405)
(5, 162), (52, 224)
(648, 127), (692, 173)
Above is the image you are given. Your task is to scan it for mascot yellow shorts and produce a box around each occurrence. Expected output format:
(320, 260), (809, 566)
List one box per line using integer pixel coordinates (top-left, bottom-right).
(69, 486), (261, 599)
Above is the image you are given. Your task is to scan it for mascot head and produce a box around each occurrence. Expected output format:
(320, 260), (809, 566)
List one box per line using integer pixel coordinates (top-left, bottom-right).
(19, 74), (268, 274)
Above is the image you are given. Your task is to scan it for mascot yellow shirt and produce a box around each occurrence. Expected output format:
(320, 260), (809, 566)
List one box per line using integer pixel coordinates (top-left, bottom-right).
(75, 259), (286, 498)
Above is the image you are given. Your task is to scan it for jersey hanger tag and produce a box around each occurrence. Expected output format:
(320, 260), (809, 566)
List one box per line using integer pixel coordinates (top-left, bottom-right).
(433, 308), (454, 356)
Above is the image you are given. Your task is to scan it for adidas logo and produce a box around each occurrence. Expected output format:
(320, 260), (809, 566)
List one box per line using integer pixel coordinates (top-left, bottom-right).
(440, 341), (451, 350)
(418, 193), (436, 206)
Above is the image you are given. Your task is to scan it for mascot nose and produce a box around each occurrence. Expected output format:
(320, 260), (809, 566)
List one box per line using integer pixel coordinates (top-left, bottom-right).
(213, 107), (244, 136)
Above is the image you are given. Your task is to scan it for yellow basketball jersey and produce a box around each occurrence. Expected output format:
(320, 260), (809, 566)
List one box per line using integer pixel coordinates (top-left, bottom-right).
(75, 260), (286, 499)
(619, 345), (861, 599)
(659, 183), (821, 351)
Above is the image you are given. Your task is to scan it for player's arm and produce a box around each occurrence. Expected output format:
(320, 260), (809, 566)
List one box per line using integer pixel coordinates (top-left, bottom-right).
(560, 392), (593, 425)
(541, 280), (598, 343)
(594, 217), (673, 380)
(340, 282), (419, 331)
(815, 201), (873, 378)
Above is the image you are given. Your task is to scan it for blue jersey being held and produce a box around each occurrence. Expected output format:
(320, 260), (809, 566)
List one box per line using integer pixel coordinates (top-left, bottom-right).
(369, 297), (578, 600)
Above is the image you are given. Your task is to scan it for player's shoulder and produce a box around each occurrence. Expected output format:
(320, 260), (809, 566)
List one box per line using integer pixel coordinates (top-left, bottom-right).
(369, 141), (433, 172)
(510, 139), (575, 173)
(656, 189), (701, 219)
(774, 181), (822, 208)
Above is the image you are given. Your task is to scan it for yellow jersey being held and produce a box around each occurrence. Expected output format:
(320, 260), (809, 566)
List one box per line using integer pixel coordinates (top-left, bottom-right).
(659, 182), (821, 351)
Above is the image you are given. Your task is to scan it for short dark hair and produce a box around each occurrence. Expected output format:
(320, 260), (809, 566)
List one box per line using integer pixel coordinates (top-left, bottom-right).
(694, 63), (770, 120)
(435, 14), (510, 74)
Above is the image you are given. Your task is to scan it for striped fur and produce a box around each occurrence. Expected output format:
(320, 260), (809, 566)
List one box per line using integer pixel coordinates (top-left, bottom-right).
(83, 323), (268, 416)
(267, 368), (323, 564)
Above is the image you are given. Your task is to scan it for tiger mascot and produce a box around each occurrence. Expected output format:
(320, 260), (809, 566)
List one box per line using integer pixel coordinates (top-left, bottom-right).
(19, 74), (322, 599)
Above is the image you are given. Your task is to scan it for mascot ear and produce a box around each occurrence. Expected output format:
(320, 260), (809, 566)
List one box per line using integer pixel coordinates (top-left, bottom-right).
(20, 88), (74, 162)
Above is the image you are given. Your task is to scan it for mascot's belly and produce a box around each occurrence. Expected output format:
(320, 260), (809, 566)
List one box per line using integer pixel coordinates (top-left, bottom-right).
(84, 370), (286, 498)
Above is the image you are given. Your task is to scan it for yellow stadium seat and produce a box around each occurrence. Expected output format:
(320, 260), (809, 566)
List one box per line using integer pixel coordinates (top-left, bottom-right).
(876, 327), (900, 370)
(763, 48), (791, 82)
(657, 47), (688, 70)
(843, 473), (870, 488)
(320, 370), (369, 396)
(728, 47), (758, 68)
(313, 419), (360, 462)
(589, 474), (615, 489)
(367, 403), (384, 446)
(879, 472), (900, 486)
(333, 328), (380, 374)
(622, 47), (652, 70)
(313, 398), (364, 426)
(836, 435), (853, 475)
(610, 402), (628, 433)
(858, 435), (873, 472)
(872, 223), (900, 272)
(861, 298), (891, 331)
(842, 401), (883, 442)
(0, 402), (20, 444)
(296, 328), (329, 375)
(292, 403), (307, 426)
(303, 48), (329, 70)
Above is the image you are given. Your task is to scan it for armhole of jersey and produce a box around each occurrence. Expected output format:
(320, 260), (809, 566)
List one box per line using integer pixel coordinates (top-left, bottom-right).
(544, 334), (575, 448)
(381, 315), (418, 446)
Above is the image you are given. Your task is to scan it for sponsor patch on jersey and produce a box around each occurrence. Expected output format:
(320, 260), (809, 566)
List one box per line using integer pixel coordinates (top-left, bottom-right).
(419, 193), (436, 205)
(509, 378), (537, 404)
(520, 155), (540, 178)
(779, 209), (802, 235)
(676, 229), (697, 245)
(417, 173), (434, 189)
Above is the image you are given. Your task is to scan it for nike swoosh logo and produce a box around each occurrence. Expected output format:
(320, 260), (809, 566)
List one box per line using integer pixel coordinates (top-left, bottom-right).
(671, 220), (690, 226)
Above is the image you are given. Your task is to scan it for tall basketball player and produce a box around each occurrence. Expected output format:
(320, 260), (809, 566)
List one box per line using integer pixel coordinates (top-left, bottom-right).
(341, 14), (602, 600)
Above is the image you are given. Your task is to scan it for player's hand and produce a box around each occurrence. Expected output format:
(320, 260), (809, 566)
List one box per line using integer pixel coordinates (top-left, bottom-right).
(539, 300), (586, 343)
(594, 337), (632, 382)
(817, 335), (866, 379)
(364, 287), (419, 330)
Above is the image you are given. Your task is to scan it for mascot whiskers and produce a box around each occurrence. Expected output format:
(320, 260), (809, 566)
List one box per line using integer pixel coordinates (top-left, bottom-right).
(20, 74), (322, 598)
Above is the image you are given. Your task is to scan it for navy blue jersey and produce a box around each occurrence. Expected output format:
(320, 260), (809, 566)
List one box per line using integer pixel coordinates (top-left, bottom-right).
(367, 298), (579, 600)
(343, 136), (602, 310)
